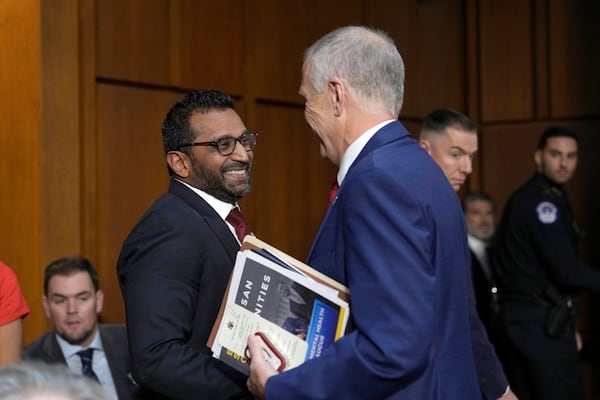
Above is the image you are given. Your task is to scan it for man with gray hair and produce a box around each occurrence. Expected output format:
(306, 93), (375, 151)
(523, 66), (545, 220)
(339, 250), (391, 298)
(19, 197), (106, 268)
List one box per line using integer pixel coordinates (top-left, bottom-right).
(247, 26), (481, 399)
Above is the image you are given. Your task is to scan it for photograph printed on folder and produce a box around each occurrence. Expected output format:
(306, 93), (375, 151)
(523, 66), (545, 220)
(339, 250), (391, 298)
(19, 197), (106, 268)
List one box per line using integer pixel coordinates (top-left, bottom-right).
(210, 248), (350, 374)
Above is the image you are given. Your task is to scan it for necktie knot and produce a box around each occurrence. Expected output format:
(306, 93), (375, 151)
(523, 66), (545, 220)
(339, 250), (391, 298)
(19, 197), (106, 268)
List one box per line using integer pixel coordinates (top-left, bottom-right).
(77, 348), (99, 382)
(226, 207), (251, 243)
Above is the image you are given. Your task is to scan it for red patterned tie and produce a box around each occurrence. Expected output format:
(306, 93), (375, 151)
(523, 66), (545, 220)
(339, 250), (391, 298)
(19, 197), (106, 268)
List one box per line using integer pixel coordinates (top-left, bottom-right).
(226, 208), (251, 243)
(329, 181), (339, 206)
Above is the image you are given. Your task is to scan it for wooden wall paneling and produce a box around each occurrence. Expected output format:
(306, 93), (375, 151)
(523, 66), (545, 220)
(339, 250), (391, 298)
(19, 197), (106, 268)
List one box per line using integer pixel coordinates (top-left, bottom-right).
(466, 0), (480, 122)
(309, 0), (362, 43)
(392, 0), (467, 118)
(533, 0), (549, 119)
(481, 122), (550, 217)
(243, 0), (362, 104)
(96, 0), (171, 85)
(401, 120), (421, 139)
(244, 103), (336, 260)
(81, 0), (99, 262)
(177, 0), (244, 94)
(95, 84), (179, 323)
(548, 0), (600, 118)
(362, 0), (415, 117)
(0, 0), (45, 343)
(479, 0), (534, 122)
(40, 0), (81, 264)
(243, 0), (314, 103)
(464, 0), (484, 198)
(364, 0), (467, 120)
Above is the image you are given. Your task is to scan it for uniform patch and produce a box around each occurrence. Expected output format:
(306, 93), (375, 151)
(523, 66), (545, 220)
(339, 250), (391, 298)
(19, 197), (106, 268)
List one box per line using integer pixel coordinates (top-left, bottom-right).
(536, 201), (558, 224)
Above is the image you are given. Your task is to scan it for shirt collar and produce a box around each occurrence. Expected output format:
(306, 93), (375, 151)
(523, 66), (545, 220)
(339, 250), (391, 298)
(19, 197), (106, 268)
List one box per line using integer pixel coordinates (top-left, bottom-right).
(467, 234), (488, 253)
(175, 178), (238, 219)
(56, 329), (102, 359)
(337, 120), (395, 185)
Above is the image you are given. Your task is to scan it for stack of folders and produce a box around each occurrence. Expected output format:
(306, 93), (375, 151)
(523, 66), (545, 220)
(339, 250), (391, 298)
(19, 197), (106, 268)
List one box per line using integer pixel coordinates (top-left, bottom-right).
(208, 235), (350, 374)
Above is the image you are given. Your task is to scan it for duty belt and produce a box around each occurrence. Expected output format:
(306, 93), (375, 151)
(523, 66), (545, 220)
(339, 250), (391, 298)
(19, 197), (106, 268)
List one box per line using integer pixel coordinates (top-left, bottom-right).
(502, 291), (579, 308)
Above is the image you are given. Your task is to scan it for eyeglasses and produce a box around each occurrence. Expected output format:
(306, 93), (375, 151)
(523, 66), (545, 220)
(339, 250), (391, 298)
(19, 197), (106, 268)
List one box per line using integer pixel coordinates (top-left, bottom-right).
(177, 131), (258, 156)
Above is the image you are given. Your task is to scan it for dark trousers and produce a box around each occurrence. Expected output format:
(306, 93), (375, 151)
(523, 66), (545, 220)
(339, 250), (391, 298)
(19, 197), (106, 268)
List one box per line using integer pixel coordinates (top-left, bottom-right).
(497, 302), (584, 400)
(502, 346), (583, 400)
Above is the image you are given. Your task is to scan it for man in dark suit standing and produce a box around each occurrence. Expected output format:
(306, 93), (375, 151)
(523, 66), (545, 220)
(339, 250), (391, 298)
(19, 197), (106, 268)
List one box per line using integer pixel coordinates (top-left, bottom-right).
(463, 191), (500, 336)
(117, 90), (255, 399)
(419, 109), (515, 400)
(23, 256), (134, 400)
(247, 26), (481, 399)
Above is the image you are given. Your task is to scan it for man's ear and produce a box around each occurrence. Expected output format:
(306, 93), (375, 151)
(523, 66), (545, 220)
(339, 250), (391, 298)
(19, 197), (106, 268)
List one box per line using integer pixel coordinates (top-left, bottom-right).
(166, 151), (190, 178)
(329, 78), (344, 117)
(534, 149), (542, 171)
(42, 296), (51, 319)
(95, 289), (104, 314)
(419, 139), (432, 154)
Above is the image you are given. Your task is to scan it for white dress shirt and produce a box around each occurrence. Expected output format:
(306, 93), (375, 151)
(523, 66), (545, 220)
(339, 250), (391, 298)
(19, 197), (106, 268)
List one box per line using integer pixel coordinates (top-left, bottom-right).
(467, 234), (493, 282)
(56, 330), (118, 400)
(176, 178), (243, 243)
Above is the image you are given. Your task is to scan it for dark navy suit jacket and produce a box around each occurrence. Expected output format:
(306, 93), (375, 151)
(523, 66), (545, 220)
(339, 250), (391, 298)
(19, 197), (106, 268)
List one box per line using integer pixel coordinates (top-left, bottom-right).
(265, 121), (482, 399)
(116, 180), (250, 399)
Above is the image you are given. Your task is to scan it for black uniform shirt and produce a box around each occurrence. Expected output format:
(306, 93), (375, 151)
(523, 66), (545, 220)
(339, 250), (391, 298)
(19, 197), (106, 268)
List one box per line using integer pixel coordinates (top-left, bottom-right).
(494, 172), (600, 296)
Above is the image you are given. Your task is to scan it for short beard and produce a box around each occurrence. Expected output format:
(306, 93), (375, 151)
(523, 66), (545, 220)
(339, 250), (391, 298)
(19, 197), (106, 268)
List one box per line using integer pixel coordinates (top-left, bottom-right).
(470, 226), (495, 241)
(58, 327), (95, 346)
(189, 156), (251, 204)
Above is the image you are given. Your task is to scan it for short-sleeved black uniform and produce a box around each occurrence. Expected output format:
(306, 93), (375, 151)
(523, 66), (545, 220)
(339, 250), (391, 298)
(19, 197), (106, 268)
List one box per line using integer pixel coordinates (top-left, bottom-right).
(493, 172), (600, 400)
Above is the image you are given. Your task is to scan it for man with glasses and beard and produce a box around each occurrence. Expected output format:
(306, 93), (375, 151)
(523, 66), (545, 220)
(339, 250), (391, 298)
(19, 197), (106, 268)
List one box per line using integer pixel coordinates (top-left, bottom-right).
(23, 256), (134, 400)
(117, 90), (255, 399)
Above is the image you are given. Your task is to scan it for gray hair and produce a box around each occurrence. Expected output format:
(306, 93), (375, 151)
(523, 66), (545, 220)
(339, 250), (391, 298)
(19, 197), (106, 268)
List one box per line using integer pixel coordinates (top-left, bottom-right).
(0, 361), (109, 400)
(304, 26), (405, 117)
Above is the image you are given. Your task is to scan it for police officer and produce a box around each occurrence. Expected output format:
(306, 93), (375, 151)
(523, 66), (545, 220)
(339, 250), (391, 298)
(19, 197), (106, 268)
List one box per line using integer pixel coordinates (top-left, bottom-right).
(494, 126), (600, 400)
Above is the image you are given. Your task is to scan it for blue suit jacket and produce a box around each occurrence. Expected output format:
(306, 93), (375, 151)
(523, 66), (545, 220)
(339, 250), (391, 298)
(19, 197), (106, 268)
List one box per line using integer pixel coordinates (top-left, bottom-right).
(265, 121), (482, 399)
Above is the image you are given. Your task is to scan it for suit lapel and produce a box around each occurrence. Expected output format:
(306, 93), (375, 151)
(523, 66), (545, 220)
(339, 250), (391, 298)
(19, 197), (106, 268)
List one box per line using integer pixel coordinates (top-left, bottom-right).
(308, 121), (410, 264)
(99, 326), (131, 399)
(42, 333), (67, 363)
(169, 180), (239, 261)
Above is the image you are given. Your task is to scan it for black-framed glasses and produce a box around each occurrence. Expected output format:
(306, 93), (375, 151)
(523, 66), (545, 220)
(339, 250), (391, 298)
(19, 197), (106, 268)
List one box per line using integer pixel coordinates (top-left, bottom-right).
(177, 131), (258, 156)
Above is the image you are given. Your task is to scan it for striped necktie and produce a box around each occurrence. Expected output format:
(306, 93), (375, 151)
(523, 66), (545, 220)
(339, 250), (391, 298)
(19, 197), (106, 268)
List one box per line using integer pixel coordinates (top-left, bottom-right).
(77, 348), (99, 382)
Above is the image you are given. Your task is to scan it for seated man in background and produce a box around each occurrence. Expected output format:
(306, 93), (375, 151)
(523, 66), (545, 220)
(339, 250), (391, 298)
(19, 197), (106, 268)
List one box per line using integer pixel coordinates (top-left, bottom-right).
(463, 191), (501, 337)
(0, 260), (29, 366)
(23, 256), (134, 400)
